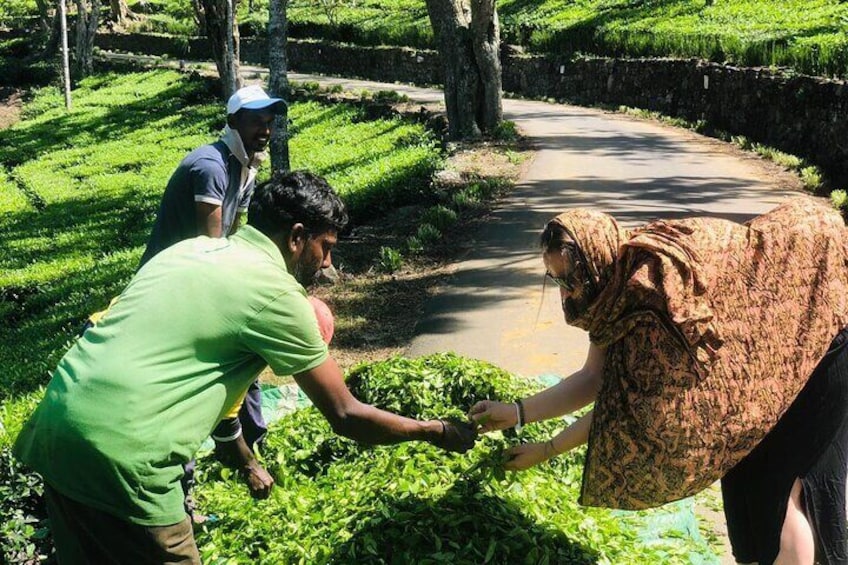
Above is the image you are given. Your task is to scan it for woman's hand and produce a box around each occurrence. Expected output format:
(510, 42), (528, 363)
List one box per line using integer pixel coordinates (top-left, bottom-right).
(468, 400), (517, 433)
(503, 441), (553, 471)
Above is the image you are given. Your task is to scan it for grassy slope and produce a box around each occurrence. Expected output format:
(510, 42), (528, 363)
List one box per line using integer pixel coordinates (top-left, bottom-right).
(294, 0), (847, 77)
(0, 70), (440, 433)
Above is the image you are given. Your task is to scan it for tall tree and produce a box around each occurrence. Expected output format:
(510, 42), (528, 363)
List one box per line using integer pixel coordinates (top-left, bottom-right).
(73, 0), (101, 78)
(268, 0), (290, 173)
(424, 0), (502, 140)
(198, 0), (242, 98)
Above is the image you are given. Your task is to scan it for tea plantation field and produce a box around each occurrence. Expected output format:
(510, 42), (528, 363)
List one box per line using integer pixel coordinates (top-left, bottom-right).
(0, 69), (440, 421)
(113, 0), (848, 78)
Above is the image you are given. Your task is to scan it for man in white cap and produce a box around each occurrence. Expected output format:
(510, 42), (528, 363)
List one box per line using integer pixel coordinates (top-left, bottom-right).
(140, 84), (285, 266)
(135, 84), (286, 517)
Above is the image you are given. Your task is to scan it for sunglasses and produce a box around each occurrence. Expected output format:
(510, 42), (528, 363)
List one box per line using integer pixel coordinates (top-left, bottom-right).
(545, 272), (575, 291)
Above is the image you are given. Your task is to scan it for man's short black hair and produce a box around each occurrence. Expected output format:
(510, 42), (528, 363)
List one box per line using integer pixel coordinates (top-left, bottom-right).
(248, 171), (348, 238)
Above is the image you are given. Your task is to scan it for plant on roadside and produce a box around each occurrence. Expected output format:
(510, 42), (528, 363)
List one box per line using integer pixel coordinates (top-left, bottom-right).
(373, 89), (410, 104)
(800, 165), (824, 192)
(421, 205), (458, 232)
(451, 188), (483, 211)
(829, 189), (848, 211)
(406, 235), (424, 254)
(492, 120), (519, 142)
(415, 223), (442, 246)
(376, 245), (403, 273)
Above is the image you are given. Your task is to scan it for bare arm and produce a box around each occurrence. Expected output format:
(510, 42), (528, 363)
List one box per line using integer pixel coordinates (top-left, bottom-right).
(503, 409), (594, 471)
(469, 342), (606, 432)
(294, 356), (474, 451)
(524, 342), (605, 423)
(195, 202), (223, 237)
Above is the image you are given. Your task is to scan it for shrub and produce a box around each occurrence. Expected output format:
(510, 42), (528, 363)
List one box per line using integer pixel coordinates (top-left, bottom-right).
(406, 235), (424, 254)
(830, 189), (848, 211)
(491, 120), (519, 142)
(451, 188), (482, 211)
(377, 245), (403, 273)
(415, 222), (442, 246)
(0, 446), (50, 564)
(800, 165), (824, 192)
(421, 205), (458, 231)
(373, 89), (410, 104)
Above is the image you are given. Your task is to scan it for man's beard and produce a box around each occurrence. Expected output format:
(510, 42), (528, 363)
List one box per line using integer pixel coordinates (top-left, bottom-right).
(293, 257), (320, 287)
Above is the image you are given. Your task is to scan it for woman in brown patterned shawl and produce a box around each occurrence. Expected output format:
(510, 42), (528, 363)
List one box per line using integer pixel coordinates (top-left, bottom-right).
(470, 196), (848, 565)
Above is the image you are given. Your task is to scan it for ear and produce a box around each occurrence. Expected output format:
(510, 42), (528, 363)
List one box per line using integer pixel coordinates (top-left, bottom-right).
(288, 223), (308, 254)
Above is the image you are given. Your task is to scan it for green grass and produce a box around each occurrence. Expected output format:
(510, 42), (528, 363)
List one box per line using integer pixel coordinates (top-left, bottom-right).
(0, 69), (440, 417)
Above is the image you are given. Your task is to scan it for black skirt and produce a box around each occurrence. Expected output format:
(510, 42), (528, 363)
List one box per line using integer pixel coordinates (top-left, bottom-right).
(721, 328), (848, 565)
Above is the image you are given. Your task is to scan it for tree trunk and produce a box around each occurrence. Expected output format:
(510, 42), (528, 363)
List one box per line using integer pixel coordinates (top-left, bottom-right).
(109, 0), (129, 23)
(34, 0), (53, 32)
(73, 0), (101, 79)
(469, 0), (501, 132)
(191, 0), (208, 36)
(37, 10), (62, 60)
(424, 0), (480, 140)
(200, 0), (243, 99)
(268, 0), (291, 173)
(424, 0), (502, 139)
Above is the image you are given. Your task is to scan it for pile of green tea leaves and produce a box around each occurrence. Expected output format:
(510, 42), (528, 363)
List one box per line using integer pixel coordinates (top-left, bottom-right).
(193, 353), (714, 564)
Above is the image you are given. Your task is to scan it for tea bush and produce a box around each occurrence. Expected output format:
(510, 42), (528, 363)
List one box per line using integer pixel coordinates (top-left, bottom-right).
(193, 353), (714, 564)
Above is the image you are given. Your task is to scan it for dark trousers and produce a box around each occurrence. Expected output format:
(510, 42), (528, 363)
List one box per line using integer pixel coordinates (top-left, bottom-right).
(181, 380), (267, 502)
(44, 484), (200, 565)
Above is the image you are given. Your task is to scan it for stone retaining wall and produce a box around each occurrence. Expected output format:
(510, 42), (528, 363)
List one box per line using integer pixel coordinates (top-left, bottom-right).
(82, 32), (848, 185)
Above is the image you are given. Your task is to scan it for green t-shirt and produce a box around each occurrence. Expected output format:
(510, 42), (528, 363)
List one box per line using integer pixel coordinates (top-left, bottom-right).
(14, 226), (328, 526)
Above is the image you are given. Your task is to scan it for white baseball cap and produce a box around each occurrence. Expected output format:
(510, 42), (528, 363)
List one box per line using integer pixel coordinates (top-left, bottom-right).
(226, 85), (286, 115)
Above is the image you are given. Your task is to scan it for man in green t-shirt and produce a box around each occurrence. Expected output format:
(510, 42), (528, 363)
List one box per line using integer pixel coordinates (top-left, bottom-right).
(14, 171), (476, 564)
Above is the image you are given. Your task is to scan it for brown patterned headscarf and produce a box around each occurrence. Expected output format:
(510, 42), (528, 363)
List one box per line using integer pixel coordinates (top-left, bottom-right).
(545, 209), (626, 326)
(550, 197), (848, 510)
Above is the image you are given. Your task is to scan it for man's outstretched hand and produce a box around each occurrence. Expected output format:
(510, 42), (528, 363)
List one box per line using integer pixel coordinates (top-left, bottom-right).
(215, 437), (275, 499)
(241, 460), (275, 499)
(430, 418), (478, 453)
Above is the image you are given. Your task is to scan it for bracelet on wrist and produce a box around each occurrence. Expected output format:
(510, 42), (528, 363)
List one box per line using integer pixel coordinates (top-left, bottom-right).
(514, 399), (525, 434)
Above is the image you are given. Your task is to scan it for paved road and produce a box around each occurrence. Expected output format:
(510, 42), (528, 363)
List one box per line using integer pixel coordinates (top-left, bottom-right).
(271, 71), (800, 382)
